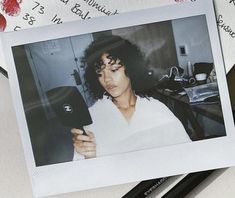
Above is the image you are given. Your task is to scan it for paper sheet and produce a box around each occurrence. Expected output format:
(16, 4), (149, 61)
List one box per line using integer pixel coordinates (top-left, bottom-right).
(214, 1), (235, 72)
(0, 0), (234, 72)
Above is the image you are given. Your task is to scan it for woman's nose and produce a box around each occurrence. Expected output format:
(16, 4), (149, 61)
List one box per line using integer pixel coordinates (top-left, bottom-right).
(103, 70), (112, 83)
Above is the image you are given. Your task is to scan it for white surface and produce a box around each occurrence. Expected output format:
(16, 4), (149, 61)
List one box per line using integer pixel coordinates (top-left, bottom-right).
(186, 167), (235, 198)
(214, 1), (235, 72)
(0, 74), (33, 198)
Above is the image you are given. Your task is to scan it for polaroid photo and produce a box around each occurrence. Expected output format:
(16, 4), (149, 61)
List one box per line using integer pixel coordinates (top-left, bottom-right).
(1, 0), (235, 197)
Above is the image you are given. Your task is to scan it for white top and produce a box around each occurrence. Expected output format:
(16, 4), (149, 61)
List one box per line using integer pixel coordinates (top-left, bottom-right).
(74, 96), (191, 160)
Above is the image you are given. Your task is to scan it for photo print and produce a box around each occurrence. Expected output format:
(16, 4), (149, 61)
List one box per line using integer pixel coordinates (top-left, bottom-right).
(1, 0), (235, 197)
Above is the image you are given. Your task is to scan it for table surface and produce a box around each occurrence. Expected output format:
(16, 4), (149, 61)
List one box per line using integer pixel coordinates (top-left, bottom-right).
(156, 88), (224, 124)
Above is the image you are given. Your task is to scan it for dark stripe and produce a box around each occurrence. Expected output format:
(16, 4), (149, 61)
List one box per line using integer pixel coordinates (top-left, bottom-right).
(0, 66), (8, 78)
(162, 170), (214, 198)
(122, 177), (168, 198)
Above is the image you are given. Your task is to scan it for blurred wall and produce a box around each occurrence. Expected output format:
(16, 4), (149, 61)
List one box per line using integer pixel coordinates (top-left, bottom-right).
(172, 15), (214, 71)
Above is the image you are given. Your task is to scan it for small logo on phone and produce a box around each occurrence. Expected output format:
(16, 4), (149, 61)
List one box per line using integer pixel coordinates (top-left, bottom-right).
(63, 104), (73, 113)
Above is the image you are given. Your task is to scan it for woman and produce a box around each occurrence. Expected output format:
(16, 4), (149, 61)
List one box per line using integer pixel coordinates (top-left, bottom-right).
(72, 35), (191, 160)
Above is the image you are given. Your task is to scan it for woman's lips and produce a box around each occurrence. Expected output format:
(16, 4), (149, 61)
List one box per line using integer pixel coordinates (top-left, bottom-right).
(106, 85), (117, 91)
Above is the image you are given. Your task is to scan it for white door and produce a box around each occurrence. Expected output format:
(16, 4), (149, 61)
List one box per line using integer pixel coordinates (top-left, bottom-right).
(25, 34), (94, 119)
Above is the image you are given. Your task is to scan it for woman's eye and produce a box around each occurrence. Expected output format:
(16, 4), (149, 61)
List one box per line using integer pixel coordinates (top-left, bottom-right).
(111, 64), (121, 72)
(97, 73), (102, 77)
(111, 67), (121, 73)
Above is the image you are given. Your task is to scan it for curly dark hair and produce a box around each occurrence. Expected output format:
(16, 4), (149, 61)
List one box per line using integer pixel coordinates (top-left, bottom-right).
(82, 35), (154, 99)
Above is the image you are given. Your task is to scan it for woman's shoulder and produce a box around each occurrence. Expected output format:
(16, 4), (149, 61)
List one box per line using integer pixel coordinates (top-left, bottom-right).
(137, 96), (175, 117)
(138, 96), (166, 108)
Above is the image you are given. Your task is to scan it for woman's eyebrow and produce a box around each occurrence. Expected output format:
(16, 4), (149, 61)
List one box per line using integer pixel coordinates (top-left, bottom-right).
(107, 55), (118, 64)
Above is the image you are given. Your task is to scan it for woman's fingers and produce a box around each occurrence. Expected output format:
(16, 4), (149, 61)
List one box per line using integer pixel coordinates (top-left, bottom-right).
(72, 129), (95, 142)
(74, 134), (93, 142)
(73, 141), (96, 150)
(84, 151), (96, 159)
(83, 141), (96, 147)
(71, 128), (84, 135)
(86, 131), (95, 138)
(86, 131), (95, 141)
(73, 141), (96, 148)
(75, 146), (96, 153)
(72, 129), (96, 158)
(73, 141), (96, 155)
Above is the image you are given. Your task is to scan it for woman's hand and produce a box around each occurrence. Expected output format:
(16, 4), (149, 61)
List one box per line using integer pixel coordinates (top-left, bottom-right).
(71, 128), (96, 159)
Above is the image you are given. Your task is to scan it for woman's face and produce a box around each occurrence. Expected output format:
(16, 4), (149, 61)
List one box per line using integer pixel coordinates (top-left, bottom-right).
(97, 53), (132, 98)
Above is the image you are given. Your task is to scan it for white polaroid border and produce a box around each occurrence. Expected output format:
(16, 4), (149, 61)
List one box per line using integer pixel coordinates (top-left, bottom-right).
(1, 0), (235, 197)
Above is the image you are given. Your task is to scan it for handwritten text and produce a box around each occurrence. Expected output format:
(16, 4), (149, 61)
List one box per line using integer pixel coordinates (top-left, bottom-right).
(83, 0), (118, 16)
(71, 3), (91, 19)
(217, 15), (235, 38)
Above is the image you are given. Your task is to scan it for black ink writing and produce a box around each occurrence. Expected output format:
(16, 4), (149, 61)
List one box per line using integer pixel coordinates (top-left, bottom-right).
(52, 14), (63, 24)
(83, 0), (118, 16)
(32, 1), (45, 14)
(229, 0), (235, 5)
(71, 3), (91, 19)
(14, 26), (21, 31)
(23, 13), (36, 25)
(60, 0), (69, 5)
(217, 15), (235, 38)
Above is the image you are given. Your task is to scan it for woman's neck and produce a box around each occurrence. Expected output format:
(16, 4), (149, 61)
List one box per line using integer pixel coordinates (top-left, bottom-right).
(112, 89), (137, 110)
